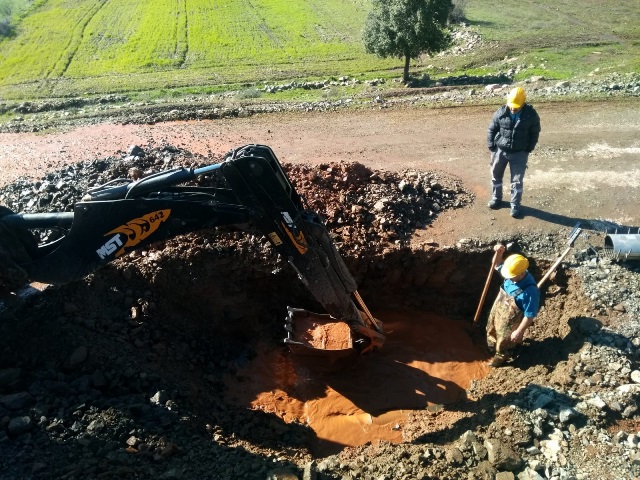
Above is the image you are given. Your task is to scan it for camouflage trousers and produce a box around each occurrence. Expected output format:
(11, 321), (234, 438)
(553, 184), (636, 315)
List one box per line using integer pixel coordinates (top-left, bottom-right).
(486, 287), (523, 357)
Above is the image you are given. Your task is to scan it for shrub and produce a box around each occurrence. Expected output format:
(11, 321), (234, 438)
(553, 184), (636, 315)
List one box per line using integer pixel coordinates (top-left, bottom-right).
(236, 88), (262, 100)
(449, 0), (467, 23)
(0, 18), (14, 37)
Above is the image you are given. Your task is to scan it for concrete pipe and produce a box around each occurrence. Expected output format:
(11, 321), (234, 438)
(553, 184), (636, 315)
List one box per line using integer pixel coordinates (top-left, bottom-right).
(604, 233), (640, 260)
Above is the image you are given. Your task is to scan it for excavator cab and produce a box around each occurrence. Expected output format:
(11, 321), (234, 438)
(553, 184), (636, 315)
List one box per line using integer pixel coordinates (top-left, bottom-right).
(0, 144), (385, 362)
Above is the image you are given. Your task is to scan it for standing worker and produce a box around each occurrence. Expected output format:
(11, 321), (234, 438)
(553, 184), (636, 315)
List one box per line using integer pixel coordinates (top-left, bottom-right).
(486, 244), (540, 367)
(487, 86), (541, 218)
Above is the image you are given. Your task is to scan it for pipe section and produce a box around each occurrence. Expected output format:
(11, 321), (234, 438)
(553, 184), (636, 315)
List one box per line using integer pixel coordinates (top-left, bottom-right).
(604, 233), (640, 260)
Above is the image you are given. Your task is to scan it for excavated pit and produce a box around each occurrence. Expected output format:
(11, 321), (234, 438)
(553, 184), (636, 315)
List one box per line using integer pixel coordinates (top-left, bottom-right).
(0, 146), (599, 477)
(115, 240), (568, 456)
(0, 237), (578, 462)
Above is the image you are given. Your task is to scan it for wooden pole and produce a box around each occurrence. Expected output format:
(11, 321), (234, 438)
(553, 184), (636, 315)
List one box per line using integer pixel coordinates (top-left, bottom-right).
(472, 250), (499, 328)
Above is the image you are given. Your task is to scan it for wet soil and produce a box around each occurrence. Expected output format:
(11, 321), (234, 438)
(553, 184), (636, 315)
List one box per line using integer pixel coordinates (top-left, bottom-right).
(226, 311), (488, 457)
(1, 99), (639, 479)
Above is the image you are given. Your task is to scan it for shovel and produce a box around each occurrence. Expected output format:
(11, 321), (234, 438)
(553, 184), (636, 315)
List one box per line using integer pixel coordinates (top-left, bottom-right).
(537, 223), (582, 289)
(471, 248), (500, 329)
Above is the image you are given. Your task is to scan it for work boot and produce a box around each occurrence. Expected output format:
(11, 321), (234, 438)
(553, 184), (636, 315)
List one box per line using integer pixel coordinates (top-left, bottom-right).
(510, 204), (521, 218)
(487, 354), (507, 367)
(487, 198), (501, 209)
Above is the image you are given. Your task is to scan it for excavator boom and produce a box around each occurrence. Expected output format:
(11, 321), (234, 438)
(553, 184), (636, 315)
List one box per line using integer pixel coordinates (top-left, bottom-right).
(0, 144), (385, 359)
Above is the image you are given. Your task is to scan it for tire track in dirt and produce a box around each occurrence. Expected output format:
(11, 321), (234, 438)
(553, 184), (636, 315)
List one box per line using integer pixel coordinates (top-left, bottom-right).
(47, 0), (110, 80)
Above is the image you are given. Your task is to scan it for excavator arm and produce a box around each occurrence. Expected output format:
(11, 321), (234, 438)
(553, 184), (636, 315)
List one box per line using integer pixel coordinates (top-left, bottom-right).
(0, 144), (385, 357)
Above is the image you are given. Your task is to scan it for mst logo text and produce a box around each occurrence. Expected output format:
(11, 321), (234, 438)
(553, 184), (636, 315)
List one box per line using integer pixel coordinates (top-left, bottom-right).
(96, 209), (171, 259)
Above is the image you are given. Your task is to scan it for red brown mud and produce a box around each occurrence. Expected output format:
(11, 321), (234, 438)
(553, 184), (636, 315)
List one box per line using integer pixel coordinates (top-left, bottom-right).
(225, 309), (489, 456)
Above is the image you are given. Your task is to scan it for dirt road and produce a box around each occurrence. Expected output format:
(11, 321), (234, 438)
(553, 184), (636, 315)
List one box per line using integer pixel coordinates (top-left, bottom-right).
(1, 98), (638, 244)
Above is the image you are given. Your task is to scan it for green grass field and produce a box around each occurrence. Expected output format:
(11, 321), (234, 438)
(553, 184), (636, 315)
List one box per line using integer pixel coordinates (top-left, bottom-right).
(0, 0), (638, 101)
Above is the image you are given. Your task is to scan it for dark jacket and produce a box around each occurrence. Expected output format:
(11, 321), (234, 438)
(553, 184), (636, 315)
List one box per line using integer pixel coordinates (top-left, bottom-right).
(487, 104), (541, 153)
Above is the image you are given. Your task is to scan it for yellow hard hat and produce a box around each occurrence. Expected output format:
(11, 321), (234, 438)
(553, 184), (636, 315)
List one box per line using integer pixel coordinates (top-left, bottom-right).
(500, 254), (529, 279)
(506, 87), (526, 109)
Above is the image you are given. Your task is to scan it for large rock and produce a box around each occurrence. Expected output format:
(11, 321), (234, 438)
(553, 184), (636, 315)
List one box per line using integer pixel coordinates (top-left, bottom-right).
(8, 416), (33, 436)
(484, 438), (523, 471)
(0, 392), (33, 410)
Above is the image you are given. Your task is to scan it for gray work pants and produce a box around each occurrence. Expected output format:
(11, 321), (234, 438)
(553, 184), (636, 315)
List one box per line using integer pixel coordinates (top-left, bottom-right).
(490, 149), (529, 206)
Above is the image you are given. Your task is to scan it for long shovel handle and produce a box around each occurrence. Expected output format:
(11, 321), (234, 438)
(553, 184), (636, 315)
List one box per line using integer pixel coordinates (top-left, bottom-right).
(472, 250), (499, 328)
(537, 224), (582, 289)
(537, 246), (571, 289)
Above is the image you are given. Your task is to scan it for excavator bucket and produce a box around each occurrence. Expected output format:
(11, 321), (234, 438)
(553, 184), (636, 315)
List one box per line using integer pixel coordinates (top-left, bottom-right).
(284, 303), (385, 370)
(284, 308), (359, 370)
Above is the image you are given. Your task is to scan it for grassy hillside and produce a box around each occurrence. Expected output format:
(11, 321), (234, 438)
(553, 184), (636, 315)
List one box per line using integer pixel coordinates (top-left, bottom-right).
(0, 0), (638, 101)
(0, 0), (393, 99)
(459, 0), (640, 81)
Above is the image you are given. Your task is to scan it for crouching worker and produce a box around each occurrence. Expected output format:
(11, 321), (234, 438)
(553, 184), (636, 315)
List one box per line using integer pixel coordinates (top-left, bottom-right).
(486, 244), (540, 367)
